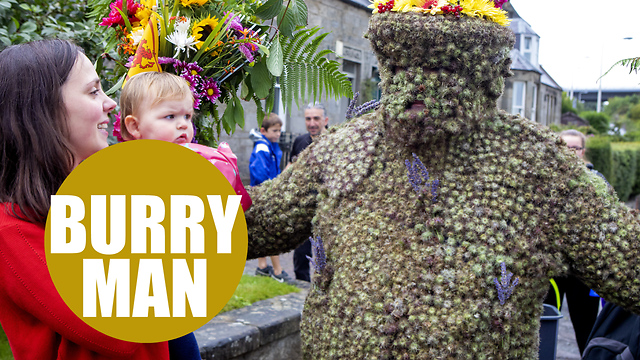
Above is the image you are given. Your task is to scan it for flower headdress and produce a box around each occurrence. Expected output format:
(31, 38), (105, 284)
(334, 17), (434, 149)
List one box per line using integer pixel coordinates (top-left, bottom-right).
(91, 0), (353, 143)
(369, 0), (510, 26)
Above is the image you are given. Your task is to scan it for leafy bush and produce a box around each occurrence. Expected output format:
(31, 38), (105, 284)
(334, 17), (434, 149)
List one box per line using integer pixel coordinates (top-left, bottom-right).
(586, 136), (612, 181)
(561, 91), (577, 114)
(610, 142), (640, 202)
(581, 111), (611, 134)
(0, 0), (101, 58)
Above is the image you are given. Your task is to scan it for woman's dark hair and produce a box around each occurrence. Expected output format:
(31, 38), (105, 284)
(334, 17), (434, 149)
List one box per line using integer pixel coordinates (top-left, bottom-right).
(0, 39), (83, 223)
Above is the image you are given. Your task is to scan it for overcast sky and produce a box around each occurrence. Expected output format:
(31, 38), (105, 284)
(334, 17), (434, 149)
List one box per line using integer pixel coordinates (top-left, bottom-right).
(509, 0), (640, 92)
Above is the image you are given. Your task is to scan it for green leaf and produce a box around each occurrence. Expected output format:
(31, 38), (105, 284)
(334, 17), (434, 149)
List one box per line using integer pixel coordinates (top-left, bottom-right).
(255, 0), (282, 20)
(19, 21), (37, 33)
(277, 0), (307, 38)
(113, 6), (132, 34)
(267, 36), (283, 76)
(105, 74), (125, 96)
(249, 60), (272, 99)
(241, 77), (251, 100)
(221, 103), (235, 134)
(18, 3), (30, 11)
(252, 93), (266, 129)
(233, 95), (245, 130)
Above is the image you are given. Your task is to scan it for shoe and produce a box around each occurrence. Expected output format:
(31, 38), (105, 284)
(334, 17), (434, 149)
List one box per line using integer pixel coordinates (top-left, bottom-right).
(271, 270), (291, 283)
(255, 265), (273, 277)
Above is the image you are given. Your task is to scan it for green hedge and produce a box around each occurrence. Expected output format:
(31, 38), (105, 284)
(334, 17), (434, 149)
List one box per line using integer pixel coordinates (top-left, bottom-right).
(586, 136), (612, 181)
(610, 143), (640, 202)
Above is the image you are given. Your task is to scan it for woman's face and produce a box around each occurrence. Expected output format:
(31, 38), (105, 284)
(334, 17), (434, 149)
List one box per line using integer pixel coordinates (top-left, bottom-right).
(61, 52), (117, 168)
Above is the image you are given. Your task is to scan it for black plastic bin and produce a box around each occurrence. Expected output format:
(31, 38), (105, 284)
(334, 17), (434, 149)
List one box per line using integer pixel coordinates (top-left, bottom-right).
(539, 304), (563, 359)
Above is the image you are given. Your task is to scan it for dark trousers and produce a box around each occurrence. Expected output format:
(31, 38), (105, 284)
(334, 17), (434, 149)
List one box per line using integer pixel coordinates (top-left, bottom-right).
(168, 332), (201, 360)
(544, 276), (600, 355)
(293, 239), (312, 282)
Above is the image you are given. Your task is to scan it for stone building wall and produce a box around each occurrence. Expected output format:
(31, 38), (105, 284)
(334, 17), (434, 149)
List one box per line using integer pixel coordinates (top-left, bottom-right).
(220, 0), (375, 184)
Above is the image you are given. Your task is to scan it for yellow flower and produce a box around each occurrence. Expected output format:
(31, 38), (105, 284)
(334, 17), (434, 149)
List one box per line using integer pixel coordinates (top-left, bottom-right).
(192, 15), (220, 50)
(181, 0), (208, 6)
(459, 0), (510, 26)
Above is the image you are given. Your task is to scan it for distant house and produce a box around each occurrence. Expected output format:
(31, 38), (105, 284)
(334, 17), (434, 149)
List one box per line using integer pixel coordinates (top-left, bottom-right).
(561, 112), (589, 127)
(498, 3), (563, 126)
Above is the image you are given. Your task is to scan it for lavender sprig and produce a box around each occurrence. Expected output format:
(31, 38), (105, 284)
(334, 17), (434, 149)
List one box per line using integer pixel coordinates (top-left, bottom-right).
(306, 235), (326, 273)
(494, 262), (519, 305)
(346, 92), (381, 120)
(345, 92), (360, 120)
(405, 153), (440, 202)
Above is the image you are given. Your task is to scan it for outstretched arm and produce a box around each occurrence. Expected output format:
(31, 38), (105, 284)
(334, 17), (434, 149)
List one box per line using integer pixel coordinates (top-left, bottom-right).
(560, 169), (640, 313)
(245, 144), (322, 259)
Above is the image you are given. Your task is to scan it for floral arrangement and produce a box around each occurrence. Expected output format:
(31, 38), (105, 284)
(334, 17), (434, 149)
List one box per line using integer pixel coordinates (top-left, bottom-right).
(369, 0), (510, 26)
(88, 0), (353, 142)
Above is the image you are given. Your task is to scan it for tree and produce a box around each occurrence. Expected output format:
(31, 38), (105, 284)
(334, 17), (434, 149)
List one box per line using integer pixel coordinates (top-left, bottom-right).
(561, 91), (577, 114)
(581, 111), (611, 134)
(0, 0), (103, 60)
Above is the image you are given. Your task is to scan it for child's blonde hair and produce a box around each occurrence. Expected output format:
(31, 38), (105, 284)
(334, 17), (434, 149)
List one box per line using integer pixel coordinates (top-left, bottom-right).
(119, 72), (194, 140)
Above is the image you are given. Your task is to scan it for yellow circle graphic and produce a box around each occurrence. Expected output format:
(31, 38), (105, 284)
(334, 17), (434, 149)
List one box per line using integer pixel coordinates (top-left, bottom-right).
(44, 140), (248, 342)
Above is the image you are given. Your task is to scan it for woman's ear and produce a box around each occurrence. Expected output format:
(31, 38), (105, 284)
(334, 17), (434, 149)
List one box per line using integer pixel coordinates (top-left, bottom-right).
(124, 115), (142, 140)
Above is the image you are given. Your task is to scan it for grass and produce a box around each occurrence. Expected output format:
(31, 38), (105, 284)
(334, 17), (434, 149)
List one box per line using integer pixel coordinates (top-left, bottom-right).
(220, 274), (300, 313)
(0, 323), (12, 360)
(0, 274), (298, 358)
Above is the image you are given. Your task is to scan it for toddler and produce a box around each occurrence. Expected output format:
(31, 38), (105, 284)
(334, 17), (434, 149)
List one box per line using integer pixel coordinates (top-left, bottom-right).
(119, 71), (251, 212)
(118, 71), (252, 359)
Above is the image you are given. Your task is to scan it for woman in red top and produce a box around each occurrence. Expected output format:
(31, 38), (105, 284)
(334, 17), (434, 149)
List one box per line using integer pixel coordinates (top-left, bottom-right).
(0, 39), (170, 359)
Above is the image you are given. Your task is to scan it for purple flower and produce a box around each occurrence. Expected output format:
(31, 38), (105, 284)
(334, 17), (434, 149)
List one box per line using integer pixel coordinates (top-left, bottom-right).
(158, 56), (175, 65)
(405, 153), (439, 202)
(224, 11), (244, 32)
(494, 262), (519, 305)
(179, 69), (202, 90)
(306, 235), (326, 273)
(493, 0), (508, 8)
(184, 62), (203, 75)
(200, 77), (220, 102)
(191, 122), (198, 144)
(238, 43), (255, 63)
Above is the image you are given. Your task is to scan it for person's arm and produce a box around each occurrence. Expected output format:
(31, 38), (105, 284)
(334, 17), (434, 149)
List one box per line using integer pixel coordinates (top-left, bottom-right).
(0, 221), (142, 356)
(249, 143), (273, 185)
(245, 141), (321, 259)
(558, 169), (640, 313)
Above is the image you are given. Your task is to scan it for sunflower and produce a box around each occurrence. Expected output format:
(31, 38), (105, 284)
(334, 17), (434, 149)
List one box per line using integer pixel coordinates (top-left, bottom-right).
(181, 0), (208, 6)
(192, 16), (220, 50)
(459, 0), (510, 26)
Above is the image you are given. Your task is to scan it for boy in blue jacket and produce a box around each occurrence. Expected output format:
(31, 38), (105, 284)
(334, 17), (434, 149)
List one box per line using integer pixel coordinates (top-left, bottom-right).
(249, 113), (290, 282)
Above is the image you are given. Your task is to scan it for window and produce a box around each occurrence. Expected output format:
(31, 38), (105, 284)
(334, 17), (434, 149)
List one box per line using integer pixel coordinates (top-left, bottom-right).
(342, 60), (360, 97)
(522, 36), (532, 63)
(512, 81), (526, 116)
(531, 85), (537, 123)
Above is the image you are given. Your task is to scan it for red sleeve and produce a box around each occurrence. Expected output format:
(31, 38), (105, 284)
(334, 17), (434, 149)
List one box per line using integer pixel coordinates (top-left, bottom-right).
(0, 220), (142, 357)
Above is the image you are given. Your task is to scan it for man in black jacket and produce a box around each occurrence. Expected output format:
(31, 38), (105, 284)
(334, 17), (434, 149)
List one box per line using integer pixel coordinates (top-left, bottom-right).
(289, 102), (328, 281)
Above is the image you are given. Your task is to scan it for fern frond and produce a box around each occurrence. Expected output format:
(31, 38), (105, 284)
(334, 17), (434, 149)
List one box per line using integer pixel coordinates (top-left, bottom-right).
(302, 32), (328, 62)
(278, 27), (353, 111)
(601, 57), (640, 80)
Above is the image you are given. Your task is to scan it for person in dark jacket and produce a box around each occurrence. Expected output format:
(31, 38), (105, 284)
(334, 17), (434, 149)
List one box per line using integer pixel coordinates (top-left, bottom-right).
(289, 103), (328, 282)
